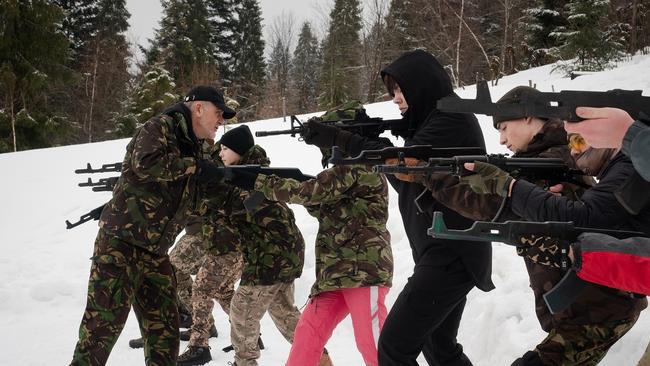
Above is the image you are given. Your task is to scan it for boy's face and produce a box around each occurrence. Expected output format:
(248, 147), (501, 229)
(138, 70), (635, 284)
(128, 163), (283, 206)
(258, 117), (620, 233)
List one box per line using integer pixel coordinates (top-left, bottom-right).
(392, 85), (408, 115)
(497, 118), (538, 153)
(219, 145), (241, 166)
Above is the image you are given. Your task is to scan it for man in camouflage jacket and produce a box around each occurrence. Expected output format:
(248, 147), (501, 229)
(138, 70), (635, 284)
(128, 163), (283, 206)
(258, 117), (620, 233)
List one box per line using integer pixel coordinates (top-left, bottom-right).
(237, 150), (393, 366)
(422, 86), (646, 366)
(69, 86), (235, 366)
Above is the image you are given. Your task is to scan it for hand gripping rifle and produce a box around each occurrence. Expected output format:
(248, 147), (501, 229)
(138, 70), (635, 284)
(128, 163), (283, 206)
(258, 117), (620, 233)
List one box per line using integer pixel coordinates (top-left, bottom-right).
(66, 162), (122, 229)
(255, 114), (410, 139)
(373, 153), (590, 188)
(436, 80), (650, 122)
(428, 211), (647, 314)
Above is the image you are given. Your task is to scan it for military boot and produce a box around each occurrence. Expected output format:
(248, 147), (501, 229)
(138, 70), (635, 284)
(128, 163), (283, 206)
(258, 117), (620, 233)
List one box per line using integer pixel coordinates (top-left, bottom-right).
(180, 324), (218, 341)
(320, 348), (334, 366)
(177, 346), (212, 366)
(128, 337), (144, 349)
(179, 310), (193, 329)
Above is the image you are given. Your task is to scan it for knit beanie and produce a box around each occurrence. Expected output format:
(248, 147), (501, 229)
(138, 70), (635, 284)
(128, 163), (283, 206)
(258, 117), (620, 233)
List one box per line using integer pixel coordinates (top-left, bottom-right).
(492, 86), (545, 128)
(220, 125), (254, 155)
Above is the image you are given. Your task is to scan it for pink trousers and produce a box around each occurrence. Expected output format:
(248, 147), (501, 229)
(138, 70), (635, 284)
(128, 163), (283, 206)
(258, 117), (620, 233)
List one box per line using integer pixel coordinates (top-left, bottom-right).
(286, 286), (389, 366)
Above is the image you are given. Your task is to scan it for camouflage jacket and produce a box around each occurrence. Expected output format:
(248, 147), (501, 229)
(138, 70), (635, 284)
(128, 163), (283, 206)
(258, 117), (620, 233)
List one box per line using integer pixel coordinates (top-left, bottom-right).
(99, 103), (205, 256)
(425, 121), (645, 329)
(255, 164), (393, 297)
(203, 144), (305, 286)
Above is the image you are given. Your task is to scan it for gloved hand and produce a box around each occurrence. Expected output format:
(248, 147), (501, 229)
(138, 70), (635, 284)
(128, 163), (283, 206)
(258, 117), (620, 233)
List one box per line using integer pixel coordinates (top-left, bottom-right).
(516, 234), (567, 269)
(459, 161), (513, 197)
(384, 157), (423, 182)
(196, 160), (224, 184)
(302, 119), (341, 149)
(227, 170), (259, 190)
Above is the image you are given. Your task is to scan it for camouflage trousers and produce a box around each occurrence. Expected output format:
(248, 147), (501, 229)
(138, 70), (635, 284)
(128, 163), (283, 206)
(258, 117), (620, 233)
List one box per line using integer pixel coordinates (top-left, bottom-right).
(169, 232), (206, 312)
(230, 282), (301, 366)
(639, 342), (650, 366)
(188, 251), (243, 347)
(70, 230), (179, 366)
(535, 312), (640, 365)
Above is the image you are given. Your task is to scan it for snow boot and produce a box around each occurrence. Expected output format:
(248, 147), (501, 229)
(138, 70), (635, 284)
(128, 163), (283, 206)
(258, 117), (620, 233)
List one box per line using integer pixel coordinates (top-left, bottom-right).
(180, 324), (218, 341)
(177, 346), (212, 366)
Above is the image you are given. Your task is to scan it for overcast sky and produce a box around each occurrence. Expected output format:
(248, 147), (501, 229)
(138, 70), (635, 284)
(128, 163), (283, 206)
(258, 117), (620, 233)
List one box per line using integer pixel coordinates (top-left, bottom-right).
(125, 0), (382, 58)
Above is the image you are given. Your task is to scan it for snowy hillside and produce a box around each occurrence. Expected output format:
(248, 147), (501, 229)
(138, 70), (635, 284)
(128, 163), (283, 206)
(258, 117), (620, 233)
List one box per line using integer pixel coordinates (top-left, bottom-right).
(1, 54), (649, 365)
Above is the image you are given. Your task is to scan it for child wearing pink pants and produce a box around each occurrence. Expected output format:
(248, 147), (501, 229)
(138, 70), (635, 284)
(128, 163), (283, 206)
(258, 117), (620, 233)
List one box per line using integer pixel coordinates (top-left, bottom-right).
(254, 158), (394, 366)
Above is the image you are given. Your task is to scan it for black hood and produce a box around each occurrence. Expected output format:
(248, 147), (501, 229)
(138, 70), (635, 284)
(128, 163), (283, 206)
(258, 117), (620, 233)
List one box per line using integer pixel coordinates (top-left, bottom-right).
(380, 49), (454, 130)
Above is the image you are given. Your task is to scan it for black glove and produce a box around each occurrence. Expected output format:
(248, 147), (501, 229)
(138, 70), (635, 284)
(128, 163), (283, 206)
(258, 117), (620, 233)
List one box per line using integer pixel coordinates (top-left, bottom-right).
(196, 160), (224, 184)
(302, 119), (340, 149)
(228, 170), (259, 190)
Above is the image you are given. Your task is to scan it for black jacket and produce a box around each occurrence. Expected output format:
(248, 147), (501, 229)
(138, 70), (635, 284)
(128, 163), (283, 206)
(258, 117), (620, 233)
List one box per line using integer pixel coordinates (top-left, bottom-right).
(345, 50), (494, 291)
(510, 152), (650, 235)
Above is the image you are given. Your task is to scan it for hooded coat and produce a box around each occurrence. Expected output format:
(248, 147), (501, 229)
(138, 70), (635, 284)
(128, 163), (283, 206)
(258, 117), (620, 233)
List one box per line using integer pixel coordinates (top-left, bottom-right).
(343, 49), (494, 291)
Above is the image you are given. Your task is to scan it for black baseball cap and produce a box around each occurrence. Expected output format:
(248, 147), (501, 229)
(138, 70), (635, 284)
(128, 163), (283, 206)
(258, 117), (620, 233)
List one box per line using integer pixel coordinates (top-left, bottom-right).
(184, 85), (236, 119)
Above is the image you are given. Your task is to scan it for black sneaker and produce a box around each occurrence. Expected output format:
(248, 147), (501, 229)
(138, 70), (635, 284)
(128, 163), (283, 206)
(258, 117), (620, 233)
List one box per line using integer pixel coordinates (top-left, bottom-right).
(128, 337), (144, 349)
(222, 334), (264, 353)
(177, 346), (212, 366)
(180, 324), (218, 341)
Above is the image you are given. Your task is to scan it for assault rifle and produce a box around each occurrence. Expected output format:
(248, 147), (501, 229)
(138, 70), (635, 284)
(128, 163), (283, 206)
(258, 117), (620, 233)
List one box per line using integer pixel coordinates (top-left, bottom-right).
(219, 165), (315, 184)
(328, 145), (486, 165)
(372, 153), (589, 187)
(66, 162), (122, 229)
(428, 211), (647, 314)
(255, 114), (410, 138)
(220, 166), (316, 211)
(437, 80), (650, 122)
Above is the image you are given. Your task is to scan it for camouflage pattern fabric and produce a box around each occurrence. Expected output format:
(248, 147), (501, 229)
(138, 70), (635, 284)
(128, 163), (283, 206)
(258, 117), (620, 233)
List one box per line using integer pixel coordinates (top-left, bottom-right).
(516, 235), (565, 269)
(99, 105), (203, 256)
(230, 283), (301, 366)
(169, 230), (206, 311)
(203, 211), (242, 257)
(70, 230), (179, 366)
(535, 313), (640, 366)
(188, 251), (243, 347)
(223, 145), (306, 286)
(255, 163), (393, 296)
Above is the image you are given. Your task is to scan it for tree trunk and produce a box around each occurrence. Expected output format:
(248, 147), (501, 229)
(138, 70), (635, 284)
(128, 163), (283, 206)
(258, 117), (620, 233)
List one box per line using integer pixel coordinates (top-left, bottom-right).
(501, 0), (510, 75)
(455, 0), (465, 87)
(10, 91), (16, 152)
(88, 41), (100, 143)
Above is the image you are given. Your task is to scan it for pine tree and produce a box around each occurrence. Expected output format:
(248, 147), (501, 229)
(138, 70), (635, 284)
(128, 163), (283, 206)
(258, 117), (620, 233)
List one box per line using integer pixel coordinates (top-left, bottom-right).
(319, 0), (363, 109)
(290, 22), (321, 113)
(554, 0), (625, 72)
(52, 0), (98, 56)
(521, 0), (568, 67)
(231, 0), (266, 120)
(383, 0), (419, 62)
(0, 0), (73, 152)
(207, 0), (238, 86)
(147, 0), (218, 89)
(111, 65), (179, 138)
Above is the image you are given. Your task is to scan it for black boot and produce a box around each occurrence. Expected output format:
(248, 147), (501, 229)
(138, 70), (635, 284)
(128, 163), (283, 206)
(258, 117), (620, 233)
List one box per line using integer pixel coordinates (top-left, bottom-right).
(178, 312), (192, 329)
(222, 334), (264, 352)
(128, 337), (144, 349)
(180, 324), (218, 341)
(177, 346), (212, 366)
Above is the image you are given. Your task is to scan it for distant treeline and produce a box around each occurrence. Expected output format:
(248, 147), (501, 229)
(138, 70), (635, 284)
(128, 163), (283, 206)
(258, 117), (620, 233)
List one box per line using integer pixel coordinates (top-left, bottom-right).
(1, 0), (648, 153)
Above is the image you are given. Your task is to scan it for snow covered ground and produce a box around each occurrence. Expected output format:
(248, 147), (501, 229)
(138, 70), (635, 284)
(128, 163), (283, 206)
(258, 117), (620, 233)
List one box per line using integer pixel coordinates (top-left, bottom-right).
(1, 54), (649, 365)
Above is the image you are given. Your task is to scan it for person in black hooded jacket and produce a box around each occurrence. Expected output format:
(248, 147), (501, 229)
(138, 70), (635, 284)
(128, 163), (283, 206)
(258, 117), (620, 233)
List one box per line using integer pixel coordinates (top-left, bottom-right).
(302, 49), (494, 365)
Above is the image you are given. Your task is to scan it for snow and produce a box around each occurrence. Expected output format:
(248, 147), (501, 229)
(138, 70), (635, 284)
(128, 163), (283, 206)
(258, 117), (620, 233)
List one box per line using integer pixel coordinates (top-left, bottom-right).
(1, 54), (649, 365)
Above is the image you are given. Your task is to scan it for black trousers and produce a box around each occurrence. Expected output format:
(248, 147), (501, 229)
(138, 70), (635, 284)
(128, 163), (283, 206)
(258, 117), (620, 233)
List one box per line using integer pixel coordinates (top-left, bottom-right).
(378, 258), (475, 366)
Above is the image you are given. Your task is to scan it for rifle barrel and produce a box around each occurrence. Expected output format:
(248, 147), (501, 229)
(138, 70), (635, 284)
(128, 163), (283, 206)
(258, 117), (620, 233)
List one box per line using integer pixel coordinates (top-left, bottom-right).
(255, 129), (299, 137)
